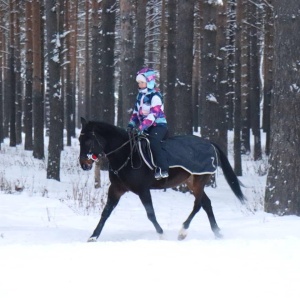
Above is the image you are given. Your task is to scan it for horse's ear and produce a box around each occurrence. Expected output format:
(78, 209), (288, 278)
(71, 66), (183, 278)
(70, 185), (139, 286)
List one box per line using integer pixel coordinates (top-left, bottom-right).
(81, 117), (87, 128)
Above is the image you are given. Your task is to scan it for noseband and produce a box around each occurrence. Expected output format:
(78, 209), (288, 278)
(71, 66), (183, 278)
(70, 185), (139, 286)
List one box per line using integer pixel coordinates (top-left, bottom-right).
(86, 153), (99, 162)
(80, 132), (103, 163)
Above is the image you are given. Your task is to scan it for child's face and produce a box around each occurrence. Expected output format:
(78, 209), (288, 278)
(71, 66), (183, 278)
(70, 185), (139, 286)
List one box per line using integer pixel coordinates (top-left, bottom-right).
(137, 81), (147, 89)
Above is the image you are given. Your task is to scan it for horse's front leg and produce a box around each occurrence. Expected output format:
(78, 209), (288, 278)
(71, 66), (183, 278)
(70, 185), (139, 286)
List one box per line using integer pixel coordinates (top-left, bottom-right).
(139, 189), (164, 238)
(88, 183), (126, 242)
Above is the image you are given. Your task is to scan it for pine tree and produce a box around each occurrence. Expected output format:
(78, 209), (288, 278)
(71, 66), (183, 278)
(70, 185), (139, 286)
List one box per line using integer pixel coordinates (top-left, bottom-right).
(265, 0), (300, 215)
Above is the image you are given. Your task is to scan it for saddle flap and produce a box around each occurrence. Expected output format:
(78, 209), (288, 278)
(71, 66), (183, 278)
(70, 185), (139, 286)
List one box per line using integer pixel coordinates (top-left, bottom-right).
(138, 135), (218, 175)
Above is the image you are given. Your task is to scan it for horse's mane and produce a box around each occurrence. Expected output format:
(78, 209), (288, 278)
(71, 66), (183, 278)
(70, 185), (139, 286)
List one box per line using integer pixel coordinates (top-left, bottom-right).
(86, 120), (127, 139)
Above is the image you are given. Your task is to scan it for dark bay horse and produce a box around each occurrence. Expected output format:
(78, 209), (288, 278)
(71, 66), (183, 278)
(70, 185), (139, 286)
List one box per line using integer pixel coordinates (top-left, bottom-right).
(79, 118), (245, 242)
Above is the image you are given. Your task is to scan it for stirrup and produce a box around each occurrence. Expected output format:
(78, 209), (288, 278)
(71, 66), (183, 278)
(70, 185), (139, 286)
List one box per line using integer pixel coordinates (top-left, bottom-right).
(161, 170), (169, 178)
(154, 169), (169, 180)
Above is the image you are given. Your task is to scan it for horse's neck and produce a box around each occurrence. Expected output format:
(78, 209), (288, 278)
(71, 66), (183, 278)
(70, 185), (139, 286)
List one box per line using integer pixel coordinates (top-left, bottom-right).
(93, 125), (126, 149)
(102, 133), (130, 159)
(92, 122), (131, 161)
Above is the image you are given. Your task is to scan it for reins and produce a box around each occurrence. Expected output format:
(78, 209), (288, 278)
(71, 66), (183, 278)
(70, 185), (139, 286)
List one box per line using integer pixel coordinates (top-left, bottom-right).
(128, 132), (143, 170)
(91, 130), (143, 175)
(105, 138), (131, 157)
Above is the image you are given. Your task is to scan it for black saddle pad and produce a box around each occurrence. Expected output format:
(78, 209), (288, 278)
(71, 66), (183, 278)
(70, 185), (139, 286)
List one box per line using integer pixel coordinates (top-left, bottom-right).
(139, 135), (218, 175)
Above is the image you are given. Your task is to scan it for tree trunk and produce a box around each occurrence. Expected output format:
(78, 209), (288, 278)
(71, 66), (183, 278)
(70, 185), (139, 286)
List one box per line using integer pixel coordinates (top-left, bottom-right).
(32, 0), (44, 159)
(15, 4), (22, 145)
(200, 1), (219, 140)
(265, 0), (300, 216)
(100, 0), (116, 124)
(84, 0), (91, 119)
(174, 0), (194, 135)
(2, 17), (10, 139)
(146, 4), (154, 67)
(159, 0), (167, 95)
(263, 1), (274, 156)
(226, 1), (235, 131)
(119, 0), (136, 127)
(9, 0), (16, 147)
(46, 0), (64, 181)
(0, 8), (3, 147)
(165, 0), (177, 135)
(135, 0), (147, 70)
(234, 0), (242, 176)
(216, 1), (228, 155)
(24, 1), (33, 150)
(90, 0), (102, 121)
(192, 2), (201, 133)
(249, 1), (262, 160)
(65, 0), (78, 145)
(241, 0), (251, 154)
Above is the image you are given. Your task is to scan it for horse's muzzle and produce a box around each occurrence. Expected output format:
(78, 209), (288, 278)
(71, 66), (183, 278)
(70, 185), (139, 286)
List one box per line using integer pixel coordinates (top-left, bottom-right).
(79, 157), (93, 171)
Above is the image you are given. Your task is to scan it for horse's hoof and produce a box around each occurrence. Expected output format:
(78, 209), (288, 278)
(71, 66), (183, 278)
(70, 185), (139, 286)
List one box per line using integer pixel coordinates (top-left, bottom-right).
(178, 234), (186, 241)
(87, 237), (97, 243)
(178, 228), (187, 241)
(158, 233), (165, 240)
(214, 232), (223, 239)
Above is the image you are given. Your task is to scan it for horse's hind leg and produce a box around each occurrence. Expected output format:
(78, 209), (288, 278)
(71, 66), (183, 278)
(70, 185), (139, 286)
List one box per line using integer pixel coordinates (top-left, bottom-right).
(88, 183), (126, 242)
(178, 191), (222, 240)
(178, 197), (202, 240)
(178, 175), (207, 240)
(139, 189), (164, 238)
(178, 175), (222, 240)
(201, 192), (222, 238)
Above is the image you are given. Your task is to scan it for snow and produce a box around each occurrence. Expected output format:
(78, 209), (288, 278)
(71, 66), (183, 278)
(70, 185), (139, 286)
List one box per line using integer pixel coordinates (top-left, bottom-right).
(290, 83), (300, 92)
(206, 93), (218, 103)
(205, 24), (217, 31)
(1, 136), (300, 300)
(208, 0), (224, 5)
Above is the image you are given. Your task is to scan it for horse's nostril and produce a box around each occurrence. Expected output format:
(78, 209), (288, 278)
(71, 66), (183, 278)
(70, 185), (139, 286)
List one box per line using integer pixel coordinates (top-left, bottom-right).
(81, 163), (92, 171)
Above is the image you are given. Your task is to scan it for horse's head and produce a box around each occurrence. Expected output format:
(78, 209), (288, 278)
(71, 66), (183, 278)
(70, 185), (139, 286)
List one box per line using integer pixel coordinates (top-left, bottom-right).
(79, 118), (106, 171)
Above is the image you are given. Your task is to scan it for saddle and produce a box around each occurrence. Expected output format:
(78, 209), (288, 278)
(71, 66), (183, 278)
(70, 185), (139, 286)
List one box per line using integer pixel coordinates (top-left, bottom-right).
(138, 135), (218, 175)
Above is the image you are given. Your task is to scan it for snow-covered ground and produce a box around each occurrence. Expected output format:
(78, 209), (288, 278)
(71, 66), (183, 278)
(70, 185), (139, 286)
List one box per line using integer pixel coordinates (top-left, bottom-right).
(0, 136), (299, 300)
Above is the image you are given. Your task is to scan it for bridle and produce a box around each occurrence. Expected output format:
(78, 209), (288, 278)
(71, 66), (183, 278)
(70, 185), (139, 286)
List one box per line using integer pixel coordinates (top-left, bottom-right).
(80, 132), (103, 163)
(80, 130), (143, 175)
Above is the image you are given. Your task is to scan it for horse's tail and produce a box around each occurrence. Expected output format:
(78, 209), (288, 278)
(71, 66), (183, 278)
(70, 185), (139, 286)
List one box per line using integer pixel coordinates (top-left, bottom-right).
(212, 142), (246, 204)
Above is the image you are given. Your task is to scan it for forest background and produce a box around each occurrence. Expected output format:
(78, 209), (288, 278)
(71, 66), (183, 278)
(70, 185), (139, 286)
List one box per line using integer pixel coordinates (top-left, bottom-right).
(0, 0), (299, 216)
